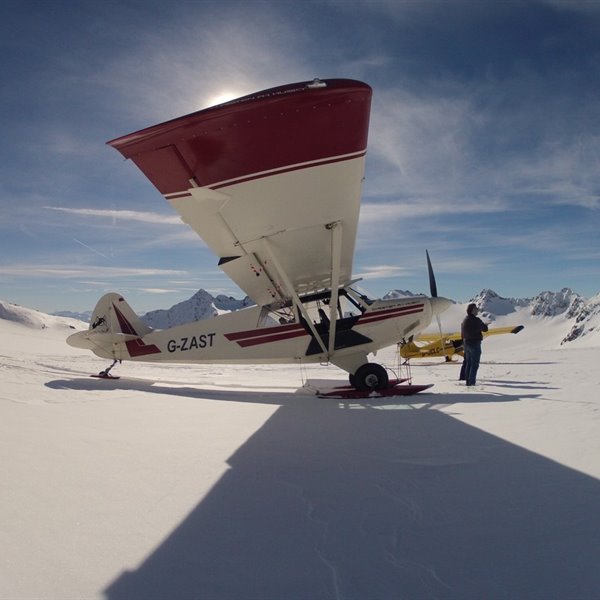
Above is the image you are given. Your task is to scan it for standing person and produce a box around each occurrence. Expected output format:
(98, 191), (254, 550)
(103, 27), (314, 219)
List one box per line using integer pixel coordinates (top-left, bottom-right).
(460, 303), (488, 386)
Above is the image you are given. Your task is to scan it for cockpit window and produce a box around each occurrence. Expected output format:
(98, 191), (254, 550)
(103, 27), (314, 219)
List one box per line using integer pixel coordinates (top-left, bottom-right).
(257, 306), (296, 328)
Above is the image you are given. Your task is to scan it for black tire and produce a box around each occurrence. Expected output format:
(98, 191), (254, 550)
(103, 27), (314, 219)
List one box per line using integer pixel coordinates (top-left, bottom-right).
(348, 373), (356, 387)
(353, 363), (389, 391)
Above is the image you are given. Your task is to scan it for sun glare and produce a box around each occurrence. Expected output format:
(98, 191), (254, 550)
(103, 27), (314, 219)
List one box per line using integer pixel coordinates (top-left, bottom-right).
(205, 91), (241, 108)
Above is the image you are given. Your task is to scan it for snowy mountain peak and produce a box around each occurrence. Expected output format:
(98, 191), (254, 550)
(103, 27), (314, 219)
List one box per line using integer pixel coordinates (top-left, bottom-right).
(138, 286), (600, 345)
(214, 293), (255, 312)
(383, 289), (425, 299)
(52, 310), (92, 322)
(0, 300), (83, 331)
(529, 287), (583, 318)
(4, 283), (600, 347)
(464, 287), (597, 344)
(469, 289), (530, 320)
(561, 292), (600, 344)
(141, 289), (254, 329)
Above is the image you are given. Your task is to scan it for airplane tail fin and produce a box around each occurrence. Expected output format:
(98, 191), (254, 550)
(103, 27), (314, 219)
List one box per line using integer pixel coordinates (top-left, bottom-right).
(67, 293), (156, 359)
(89, 293), (152, 338)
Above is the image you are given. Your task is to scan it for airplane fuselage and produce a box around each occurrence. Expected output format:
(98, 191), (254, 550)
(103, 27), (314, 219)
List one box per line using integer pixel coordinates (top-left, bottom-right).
(68, 292), (449, 371)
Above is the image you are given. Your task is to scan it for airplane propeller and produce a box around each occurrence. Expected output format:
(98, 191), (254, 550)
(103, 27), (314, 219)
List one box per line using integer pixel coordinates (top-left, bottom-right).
(426, 249), (438, 299)
(426, 249), (450, 360)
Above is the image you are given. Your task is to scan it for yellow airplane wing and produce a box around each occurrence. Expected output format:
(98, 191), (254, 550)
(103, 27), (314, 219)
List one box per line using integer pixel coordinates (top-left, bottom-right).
(482, 325), (524, 338)
(416, 325), (524, 343)
(400, 325), (524, 360)
(416, 332), (462, 343)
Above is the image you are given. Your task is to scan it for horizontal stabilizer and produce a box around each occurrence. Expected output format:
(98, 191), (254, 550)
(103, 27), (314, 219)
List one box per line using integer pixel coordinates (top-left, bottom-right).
(92, 332), (141, 343)
(66, 330), (140, 350)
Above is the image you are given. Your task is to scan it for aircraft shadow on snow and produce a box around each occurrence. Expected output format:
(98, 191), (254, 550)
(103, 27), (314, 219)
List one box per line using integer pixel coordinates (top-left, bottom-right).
(45, 376), (303, 405)
(83, 388), (600, 600)
(44, 376), (537, 406)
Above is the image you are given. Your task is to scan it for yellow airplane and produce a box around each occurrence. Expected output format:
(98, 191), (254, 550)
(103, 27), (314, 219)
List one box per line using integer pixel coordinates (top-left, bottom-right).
(399, 325), (524, 362)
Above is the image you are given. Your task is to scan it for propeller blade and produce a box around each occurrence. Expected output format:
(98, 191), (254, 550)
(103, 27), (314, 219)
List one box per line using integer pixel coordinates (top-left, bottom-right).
(426, 250), (438, 298)
(427, 250), (450, 360)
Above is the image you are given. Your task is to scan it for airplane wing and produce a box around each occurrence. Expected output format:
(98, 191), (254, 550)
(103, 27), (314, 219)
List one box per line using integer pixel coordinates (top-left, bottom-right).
(416, 332), (463, 343)
(483, 325), (524, 338)
(108, 79), (372, 306)
(416, 325), (524, 342)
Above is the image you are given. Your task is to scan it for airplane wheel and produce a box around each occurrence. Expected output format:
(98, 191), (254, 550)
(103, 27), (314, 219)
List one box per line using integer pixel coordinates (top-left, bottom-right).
(353, 363), (389, 391)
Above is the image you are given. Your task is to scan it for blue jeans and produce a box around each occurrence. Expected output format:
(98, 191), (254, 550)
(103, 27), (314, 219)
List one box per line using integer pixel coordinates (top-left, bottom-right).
(463, 340), (482, 386)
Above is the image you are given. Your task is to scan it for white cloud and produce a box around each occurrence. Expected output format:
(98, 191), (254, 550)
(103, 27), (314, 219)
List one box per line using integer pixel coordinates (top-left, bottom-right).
(44, 206), (182, 225)
(366, 87), (475, 199)
(364, 84), (600, 227)
(507, 136), (600, 211)
(139, 288), (180, 294)
(359, 197), (507, 225)
(0, 265), (187, 279)
(355, 265), (411, 280)
(93, 7), (311, 124)
(47, 130), (102, 158)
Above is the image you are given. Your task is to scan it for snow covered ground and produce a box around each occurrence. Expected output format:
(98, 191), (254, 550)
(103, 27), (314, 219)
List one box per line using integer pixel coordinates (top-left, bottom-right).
(2, 304), (600, 599)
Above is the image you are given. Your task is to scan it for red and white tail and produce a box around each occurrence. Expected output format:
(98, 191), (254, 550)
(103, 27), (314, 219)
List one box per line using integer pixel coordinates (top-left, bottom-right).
(88, 293), (152, 338)
(67, 293), (154, 359)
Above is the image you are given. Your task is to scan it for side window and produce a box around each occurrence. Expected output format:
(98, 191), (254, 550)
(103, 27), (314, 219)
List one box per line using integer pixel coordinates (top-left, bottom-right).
(257, 306), (296, 328)
(338, 295), (358, 318)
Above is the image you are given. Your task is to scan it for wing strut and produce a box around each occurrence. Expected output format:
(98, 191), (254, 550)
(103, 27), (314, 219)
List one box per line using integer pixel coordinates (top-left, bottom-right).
(327, 221), (342, 356)
(261, 238), (329, 356)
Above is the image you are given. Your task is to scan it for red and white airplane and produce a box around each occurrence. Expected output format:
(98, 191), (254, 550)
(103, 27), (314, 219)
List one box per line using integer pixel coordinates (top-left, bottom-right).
(67, 78), (451, 391)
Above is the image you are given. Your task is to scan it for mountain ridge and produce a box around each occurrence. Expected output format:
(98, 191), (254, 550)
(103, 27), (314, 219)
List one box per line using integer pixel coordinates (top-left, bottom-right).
(3, 285), (599, 346)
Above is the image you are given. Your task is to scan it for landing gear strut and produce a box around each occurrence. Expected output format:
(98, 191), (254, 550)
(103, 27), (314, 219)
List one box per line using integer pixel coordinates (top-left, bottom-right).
(97, 359), (121, 379)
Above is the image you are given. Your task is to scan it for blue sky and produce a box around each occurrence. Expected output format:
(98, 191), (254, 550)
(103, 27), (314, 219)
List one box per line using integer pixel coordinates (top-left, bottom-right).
(2, 0), (599, 313)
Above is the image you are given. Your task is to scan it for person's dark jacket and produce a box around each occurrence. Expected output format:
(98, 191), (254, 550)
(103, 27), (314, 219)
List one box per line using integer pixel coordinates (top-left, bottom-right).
(461, 314), (488, 342)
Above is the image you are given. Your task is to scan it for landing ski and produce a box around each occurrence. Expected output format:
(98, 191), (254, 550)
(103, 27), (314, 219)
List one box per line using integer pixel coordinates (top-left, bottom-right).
(317, 378), (433, 399)
(91, 372), (121, 380)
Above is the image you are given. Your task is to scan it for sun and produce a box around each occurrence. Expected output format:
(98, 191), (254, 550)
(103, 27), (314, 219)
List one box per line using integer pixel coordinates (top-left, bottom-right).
(204, 91), (241, 108)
